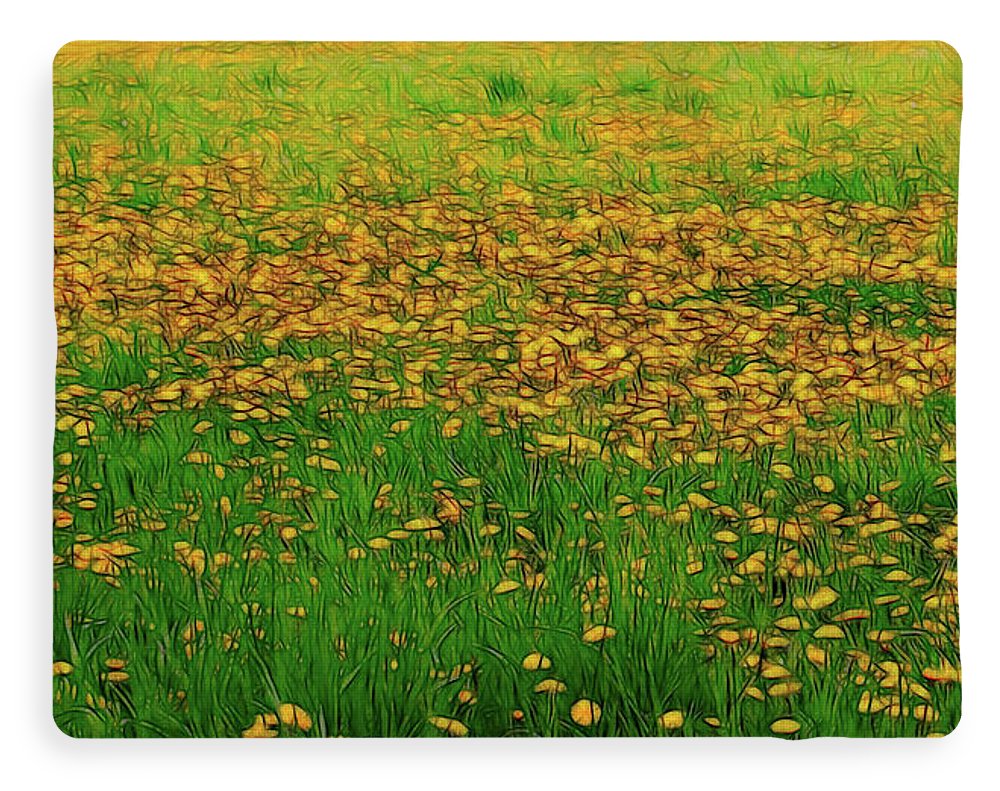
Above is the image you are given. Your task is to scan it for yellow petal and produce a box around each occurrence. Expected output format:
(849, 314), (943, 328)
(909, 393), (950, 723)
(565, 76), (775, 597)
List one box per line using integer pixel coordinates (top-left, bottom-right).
(812, 475), (836, 493)
(522, 652), (552, 671)
(657, 710), (684, 730)
(242, 714), (278, 738)
(277, 703), (313, 731)
(441, 417), (464, 438)
(581, 625), (617, 643)
(428, 716), (469, 736)
(403, 516), (440, 532)
(570, 699), (602, 726)
(770, 718), (800, 735)
(534, 678), (567, 694)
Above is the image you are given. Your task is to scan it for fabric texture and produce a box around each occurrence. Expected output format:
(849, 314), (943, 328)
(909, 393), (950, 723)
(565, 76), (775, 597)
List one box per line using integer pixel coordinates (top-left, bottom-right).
(53, 42), (960, 738)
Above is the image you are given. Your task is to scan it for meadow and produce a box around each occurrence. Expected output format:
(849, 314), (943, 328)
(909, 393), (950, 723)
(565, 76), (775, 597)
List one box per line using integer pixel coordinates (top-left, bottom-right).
(52, 42), (960, 737)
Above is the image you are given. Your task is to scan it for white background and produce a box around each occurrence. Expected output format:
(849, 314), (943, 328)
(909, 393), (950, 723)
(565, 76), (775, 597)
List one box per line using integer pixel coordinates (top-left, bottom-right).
(3, 2), (997, 789)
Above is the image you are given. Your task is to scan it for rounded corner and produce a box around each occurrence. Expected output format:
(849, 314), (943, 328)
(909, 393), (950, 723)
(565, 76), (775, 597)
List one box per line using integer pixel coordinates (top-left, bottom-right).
(50, 706), (85, 741)
(930, 41), (963, 74)
(53, 41), (89, 72)
(930, 708), (963, 740)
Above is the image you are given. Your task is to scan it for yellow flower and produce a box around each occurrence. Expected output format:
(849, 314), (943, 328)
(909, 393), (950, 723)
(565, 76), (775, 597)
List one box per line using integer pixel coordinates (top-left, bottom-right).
(428, 716), (468, 736)
(581, 625), (617, 643)
(657, 710), (684, 730)
(521, 652), (552, 671)
(570, 699), (602, 726)
(770, 718), (800, 735)
(242, 714), (278, 738)
(277, 703), (312, 731)
(534, 678), (567, 694)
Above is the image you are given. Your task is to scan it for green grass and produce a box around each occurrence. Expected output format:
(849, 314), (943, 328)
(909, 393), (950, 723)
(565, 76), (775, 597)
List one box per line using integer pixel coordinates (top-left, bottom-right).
(667, 278), (956, 339)
(53, 42), (960, 739)
(53, 42), (961, 208)
(54, 364), (958, 737)
(483, 72), (529, 111)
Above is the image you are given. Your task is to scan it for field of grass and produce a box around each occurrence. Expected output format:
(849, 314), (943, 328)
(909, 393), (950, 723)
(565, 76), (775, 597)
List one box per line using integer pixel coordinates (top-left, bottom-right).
(52, 42), (960, 738)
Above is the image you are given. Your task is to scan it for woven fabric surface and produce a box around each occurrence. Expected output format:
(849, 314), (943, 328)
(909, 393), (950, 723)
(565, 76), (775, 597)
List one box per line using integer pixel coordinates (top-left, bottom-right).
(52, 42), (960, 738)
